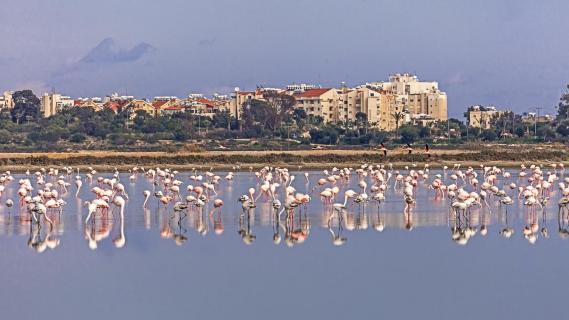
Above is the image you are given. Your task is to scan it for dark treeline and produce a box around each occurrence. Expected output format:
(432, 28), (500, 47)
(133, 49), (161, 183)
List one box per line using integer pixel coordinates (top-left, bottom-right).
(1, 87), (568, 151)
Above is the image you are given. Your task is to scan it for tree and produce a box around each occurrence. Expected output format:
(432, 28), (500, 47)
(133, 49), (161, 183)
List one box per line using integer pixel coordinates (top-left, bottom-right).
(557, 84), (569, 120)
(262, 91), (296, 132)
(0, 129), (11, 144)
(212, 111), (231, 129)
(557, 121), (569, 137)
(69, 133), (86, 143)
(515, 126), (525, 138)
(537, 125), (555, 140)
(11, 90), (40, 124)
(355, 112), (368, 136)
(419, 126), (431, 139)
(391, 112), (405, 137)
(308, 115), (324, 126)
(400, 127), (418, 144)
(292, 108), (307, 130)
(480, 130), (497, 141)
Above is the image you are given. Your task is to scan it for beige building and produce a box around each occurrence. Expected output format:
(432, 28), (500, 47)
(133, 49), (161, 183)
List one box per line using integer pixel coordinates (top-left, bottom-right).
(367, 73), (448, 130)
(521, 112), (552, 124)
(229, 89), (268, 119)
(291, 74), (447, 131)
(294, 88), (338, 122)
(0, 91), (14, 109)
(466, 105), (503, 129)
(125, 99), (156, 116)
(185, 97), (230, 117)
(41, 93), (74, 117)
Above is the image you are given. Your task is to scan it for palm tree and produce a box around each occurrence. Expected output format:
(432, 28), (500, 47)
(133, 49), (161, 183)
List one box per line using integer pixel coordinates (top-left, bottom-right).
(391, 111), (404, 138)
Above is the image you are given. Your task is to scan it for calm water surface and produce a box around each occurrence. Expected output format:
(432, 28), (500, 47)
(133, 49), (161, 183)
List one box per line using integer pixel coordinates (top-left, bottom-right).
(0, 169), (567, 320)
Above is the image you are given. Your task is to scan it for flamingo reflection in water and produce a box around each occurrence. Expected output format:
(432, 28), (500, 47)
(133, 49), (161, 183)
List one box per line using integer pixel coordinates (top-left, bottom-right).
(329, 218), (347, 246)
(209, 199), (225, 235)
(27, 216), (60, 253)
(238, 206), (256, 245)
(559, 195), (569, 238)
(172, 210), (189, 246)
(84, 196), (126, 250)
(4, 161), (569, 249)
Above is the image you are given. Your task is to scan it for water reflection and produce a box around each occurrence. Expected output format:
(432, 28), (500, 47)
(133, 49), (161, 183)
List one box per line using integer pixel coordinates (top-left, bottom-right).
(3, 165), (569, 252)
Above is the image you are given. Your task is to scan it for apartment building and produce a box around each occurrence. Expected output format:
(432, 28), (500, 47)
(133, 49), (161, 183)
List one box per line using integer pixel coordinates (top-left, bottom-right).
(367, 73), (448, 130)
(0, 91), (14, 109)
(294, 88), (338, 122)
(41, 93), (74, 117)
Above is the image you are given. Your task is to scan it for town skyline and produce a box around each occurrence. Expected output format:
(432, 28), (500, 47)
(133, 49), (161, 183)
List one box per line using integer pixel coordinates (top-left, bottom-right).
(1, 0), (568, 118)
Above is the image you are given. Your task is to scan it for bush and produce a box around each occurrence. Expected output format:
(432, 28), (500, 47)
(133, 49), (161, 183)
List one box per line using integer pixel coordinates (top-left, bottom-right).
(69, 133), (86, 143)
(515, 127), (525, 138)
(108, 133), (135, 145)
(143, 135), (159, 144)
(480, 130), (497, 141)
(174, 130), (191, 141)
(0, 129), (11, 144)
(400, 127), (419, 144)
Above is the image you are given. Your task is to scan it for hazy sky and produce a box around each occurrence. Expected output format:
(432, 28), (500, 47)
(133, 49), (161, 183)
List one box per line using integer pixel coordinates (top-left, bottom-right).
(0, 0), (568, 118)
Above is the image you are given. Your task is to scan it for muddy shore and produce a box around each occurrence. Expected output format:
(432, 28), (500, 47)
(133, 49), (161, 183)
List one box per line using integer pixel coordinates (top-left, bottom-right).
(0, 146), (566, 172)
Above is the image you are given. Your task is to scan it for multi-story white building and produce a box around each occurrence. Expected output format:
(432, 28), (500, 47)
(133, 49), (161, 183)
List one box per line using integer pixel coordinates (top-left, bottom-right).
(286, 83), (319, 93)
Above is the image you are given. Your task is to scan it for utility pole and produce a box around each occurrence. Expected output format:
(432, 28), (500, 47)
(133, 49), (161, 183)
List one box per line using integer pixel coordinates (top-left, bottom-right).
(198, 111), (201, 136)
(535, 107), (542, 139)
(511, 112), (514, 134)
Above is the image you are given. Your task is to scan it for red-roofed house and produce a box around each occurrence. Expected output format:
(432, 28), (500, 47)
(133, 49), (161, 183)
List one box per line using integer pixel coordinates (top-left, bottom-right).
(185, 98), (230, 116)
(161, 105), (184, 115)
(103, 100), (130, 113)
(124, 99), (156, 117)
(74, 99), (103, 112)
(152, 99), (179, 116)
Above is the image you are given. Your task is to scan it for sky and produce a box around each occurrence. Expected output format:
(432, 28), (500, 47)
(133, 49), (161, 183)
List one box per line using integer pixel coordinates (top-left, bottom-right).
(0, 0), (568, 118)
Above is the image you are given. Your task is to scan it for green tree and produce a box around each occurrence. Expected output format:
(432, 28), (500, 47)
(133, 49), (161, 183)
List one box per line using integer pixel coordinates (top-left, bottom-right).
(355, 112), (368, 136)
(557, 84), (569, 120)
(400, 127), (418, 144)
(419, 126), (431, 139)
(262, 91), (296, 132)
(557, 121), (569, 137)
(292, 108), (307, 130)
(11, 90), (40, 124)
(480, 130), (497, 141)
(391, 111), (405, 137)
(69, 133), (87, 143)
(515, 126), (525, 138)
(212, 111), (231, 129)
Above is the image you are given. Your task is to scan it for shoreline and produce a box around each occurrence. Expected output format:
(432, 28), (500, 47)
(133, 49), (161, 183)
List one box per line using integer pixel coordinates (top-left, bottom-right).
(0, 147), (566, 172)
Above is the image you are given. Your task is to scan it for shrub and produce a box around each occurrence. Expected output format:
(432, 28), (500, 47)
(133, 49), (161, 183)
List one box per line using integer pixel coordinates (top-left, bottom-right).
(69, 133), (87, 143)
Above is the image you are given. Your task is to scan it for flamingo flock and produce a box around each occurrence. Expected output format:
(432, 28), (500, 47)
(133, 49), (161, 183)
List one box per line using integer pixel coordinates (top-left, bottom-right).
(0, 162), (568, 251)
